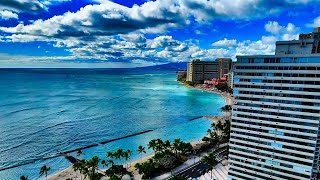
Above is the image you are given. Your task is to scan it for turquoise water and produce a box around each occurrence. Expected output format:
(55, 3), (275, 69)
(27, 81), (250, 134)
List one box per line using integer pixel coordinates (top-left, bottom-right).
(0, 68), (224, 179)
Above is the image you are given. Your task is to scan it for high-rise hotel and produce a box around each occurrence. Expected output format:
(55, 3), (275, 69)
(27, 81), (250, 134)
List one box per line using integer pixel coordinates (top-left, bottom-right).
(228, 28), (320, 180)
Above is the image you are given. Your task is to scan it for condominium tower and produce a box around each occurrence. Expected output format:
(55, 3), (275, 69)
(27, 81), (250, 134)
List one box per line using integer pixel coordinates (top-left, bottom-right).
(186, 58), (232, 83)
(228, 28), (320, 180)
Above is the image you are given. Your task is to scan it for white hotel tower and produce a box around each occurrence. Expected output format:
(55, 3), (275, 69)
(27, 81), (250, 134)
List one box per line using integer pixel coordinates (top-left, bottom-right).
(228, 28), (320, 180)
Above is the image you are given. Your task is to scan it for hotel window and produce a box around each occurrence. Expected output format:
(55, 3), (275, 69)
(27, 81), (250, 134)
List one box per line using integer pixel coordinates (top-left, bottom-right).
(266, 160), (280, 166)
(269, 142), (283, 148)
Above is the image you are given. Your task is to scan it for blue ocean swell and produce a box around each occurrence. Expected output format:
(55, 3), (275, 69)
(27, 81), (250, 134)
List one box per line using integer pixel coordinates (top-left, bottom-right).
(0, 69), (224, 179)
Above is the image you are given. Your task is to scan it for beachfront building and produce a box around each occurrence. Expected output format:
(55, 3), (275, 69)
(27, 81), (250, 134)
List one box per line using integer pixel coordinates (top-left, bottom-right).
(226, 61), (235, 89)
(204, 75), (227, 86)
(227, 72), (234, 89)
(186, 59), (219, 84)
(186, 58), (232, 84)
(177, 70), (187, 82)
(228, 28), (320, 180)
(218, 58), (233, 79)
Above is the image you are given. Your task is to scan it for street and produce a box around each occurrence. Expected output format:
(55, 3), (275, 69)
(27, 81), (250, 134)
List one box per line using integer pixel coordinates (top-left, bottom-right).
(178, 161), (209, 179)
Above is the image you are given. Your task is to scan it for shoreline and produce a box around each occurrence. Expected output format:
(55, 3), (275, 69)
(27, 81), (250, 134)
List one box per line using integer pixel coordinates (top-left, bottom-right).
(48, 139), (207, 180)
(180, 82), (234, 106)
(48, 83), (228, 180)
(47, 124), (218, 179)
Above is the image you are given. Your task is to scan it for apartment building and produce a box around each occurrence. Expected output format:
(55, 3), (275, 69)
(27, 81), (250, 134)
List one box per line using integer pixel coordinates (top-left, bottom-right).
(228, 28), (320, 180)
(186, 58), (232, 83)
(227, 71), (234, 89)
(218, 58), (233, 79)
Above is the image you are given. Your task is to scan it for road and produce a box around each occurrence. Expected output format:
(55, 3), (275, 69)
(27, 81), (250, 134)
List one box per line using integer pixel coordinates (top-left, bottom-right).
(178, 161), (209, 179)
(168, 148), (229, 179)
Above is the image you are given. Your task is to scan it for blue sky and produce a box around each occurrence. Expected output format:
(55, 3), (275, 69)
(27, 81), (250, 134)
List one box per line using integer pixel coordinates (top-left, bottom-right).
(0, 0), (320, 67)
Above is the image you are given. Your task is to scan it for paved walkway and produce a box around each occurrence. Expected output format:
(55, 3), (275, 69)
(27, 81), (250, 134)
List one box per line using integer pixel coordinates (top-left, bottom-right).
(151, 143), (228, 180)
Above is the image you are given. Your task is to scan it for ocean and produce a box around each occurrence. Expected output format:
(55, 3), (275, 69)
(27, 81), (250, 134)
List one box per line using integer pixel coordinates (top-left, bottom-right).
(0, 68), (225, 180)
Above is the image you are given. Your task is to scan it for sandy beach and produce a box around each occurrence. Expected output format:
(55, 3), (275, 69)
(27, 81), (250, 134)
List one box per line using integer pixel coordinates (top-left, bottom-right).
(48, 154), (154, 180)
(183, 83), (234, 106)
(48, 153), (152, 180)
(48, 139), (206, 180)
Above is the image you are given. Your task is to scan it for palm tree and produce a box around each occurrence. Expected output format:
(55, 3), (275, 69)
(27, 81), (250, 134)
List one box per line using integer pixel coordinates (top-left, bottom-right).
(122, 150), (132, 168)
(216, 121), (223, 131)
(164, 140), (171, 150)
(202, 136), (211, 144)
(181, 143), (193, 156)
(73, 160), (84, 180)
(174, 140), (192, 158)
(211, 121), (215, 129)
(137, 146), (146, 162)
(20, 176), (28, 180)
(39, 165), (51, 179)
(213, 121), (224, 140)
(221, 105), (232, 118)
(156, 138), (165, 152)
(106, 151), (114, 158)
(206, 128), (212, 135)
(134, 159), (156, 179)
(201, 153), (218, 179)
(220, 105), (232, 112)
(77, 159), (89, 180)
(102, 159), (114, 168)
(122, 151), (128, 168)
(172, 139), (182, 158)
(209, 130), (221, 146)
(86, 156), (101, 179)
(126, 149), (133, 168)
(222, 119), (231, 141)
(134, 163), (143, 179)
(148, 139), (157, 153)
(114, 149), (124, 165)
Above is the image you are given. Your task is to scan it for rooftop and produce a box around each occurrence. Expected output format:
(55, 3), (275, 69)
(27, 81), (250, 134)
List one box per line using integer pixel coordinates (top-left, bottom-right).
(236, 53), (320, 58)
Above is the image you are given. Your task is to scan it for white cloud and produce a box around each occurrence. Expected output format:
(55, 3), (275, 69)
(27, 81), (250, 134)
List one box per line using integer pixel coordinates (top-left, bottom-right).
(236, 21), (299, 56)
(306, 16), (320, 28)
(0, 0), (71, 12)
(0, 53), (147, 68)
(265, 21), (282, 34)
(0, 0), (314, 40)
(265, 21), (299, 35)
(212, 38), (237, 47)
(120, 34), (146, 43)
(7, 34), (48, 42)
(0, 10), (18, 20)
(168, 43), (188, 52)
(236, 37), (277, 56)
(178, 0), (319, 22)
(42, 0), (71, 6)
(0, 0), (317, 65)
(0, 0), (46, 12)
(195, 30), (203, 35)
(191, 48), (231, 60)
(147, 36), (179, 48)
(0, 1), (188, 39)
